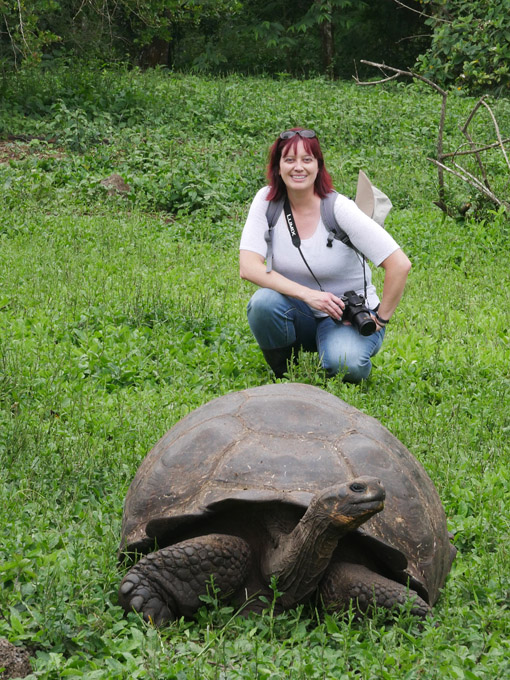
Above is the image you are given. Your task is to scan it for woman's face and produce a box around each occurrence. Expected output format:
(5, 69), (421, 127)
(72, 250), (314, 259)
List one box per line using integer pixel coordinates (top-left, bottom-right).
(279, 140), (319, 193)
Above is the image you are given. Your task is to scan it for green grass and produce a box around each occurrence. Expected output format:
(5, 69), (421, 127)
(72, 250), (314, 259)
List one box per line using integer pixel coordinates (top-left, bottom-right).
(0, 67), (509, 678)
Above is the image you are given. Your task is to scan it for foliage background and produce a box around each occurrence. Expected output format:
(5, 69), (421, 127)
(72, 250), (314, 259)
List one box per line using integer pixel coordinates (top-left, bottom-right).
(417, 0), (510, 92)
(0, 66), (509, 677)
(3, 1), (510, 92)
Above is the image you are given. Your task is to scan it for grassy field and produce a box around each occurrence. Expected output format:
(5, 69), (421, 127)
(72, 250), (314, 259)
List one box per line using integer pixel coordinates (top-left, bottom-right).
(0, 67), (509, 678)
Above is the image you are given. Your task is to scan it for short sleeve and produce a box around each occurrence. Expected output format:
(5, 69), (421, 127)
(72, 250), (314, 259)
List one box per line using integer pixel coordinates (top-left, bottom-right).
(239, 186), (272, 258)
(333, 194), (400, 266)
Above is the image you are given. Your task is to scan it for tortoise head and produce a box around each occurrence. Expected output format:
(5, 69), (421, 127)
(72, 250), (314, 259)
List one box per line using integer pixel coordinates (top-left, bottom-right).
(311, 476), (385, 530)
(263, 476), (386, 605)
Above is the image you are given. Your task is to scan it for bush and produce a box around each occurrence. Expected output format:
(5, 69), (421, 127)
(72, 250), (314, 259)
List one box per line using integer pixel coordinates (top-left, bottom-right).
(416, 0), (510, 92)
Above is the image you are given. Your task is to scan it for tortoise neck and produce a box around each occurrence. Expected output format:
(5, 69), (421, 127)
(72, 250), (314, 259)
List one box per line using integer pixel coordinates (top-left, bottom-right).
(263, 499), (350, 606)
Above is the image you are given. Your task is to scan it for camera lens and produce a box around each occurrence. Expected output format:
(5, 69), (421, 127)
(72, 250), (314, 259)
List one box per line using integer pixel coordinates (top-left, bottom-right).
(357, 316), (377, 336)
(341, 291), (377, 336)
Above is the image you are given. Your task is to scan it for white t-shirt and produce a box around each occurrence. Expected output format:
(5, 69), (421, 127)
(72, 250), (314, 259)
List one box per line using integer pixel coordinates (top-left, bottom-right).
(240, 187), (400, 315)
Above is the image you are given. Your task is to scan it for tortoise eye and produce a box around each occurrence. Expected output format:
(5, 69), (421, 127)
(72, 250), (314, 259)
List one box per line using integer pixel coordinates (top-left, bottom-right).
(350, 482), (367, 493)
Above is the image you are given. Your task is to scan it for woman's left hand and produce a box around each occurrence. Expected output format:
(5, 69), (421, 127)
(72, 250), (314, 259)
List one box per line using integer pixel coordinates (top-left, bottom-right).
(376, 249), (412, 326)
(372, 315), (386, 332)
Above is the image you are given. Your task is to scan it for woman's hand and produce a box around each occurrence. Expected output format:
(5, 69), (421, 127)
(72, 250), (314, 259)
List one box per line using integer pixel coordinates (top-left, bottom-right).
(240, 250), (345, 320)
(376, 249), (412, 323)
(303, 290), (345, 321)
(371, 314), (386, 332)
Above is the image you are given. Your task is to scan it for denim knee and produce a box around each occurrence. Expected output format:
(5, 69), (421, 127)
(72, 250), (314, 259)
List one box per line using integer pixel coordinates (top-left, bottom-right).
(247, 288), (283, 325)
(247, 289), (293, 349)
(321, 348), (372, 382)
(247, 289), (317, 351)
(317, 320), (384, 383)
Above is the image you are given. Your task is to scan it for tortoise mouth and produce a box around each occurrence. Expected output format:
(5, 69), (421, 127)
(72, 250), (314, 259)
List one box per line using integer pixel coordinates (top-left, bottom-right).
(363, 498), (385, 512)
(350, 486), (385, 506)
(356, 497), (385, 512)
(361, 494), (385, 513)
(351, 492), (384, 503)
(329, 498), (384, 525)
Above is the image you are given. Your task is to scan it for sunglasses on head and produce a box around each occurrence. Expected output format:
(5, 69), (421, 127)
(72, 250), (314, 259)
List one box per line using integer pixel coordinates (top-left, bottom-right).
(279, 129), (317, 140)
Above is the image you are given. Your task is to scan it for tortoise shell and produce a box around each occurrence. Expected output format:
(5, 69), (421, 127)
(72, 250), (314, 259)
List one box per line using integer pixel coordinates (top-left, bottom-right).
(120, 383), (454, 605)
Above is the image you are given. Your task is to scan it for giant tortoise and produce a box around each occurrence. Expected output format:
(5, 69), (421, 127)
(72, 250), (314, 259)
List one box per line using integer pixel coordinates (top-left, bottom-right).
(118, 383), (456, 625)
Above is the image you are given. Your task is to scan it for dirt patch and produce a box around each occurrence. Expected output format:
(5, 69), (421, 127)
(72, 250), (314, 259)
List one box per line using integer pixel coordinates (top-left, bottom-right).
(0, 638), (32, 679)
(0, 135), (64, 163)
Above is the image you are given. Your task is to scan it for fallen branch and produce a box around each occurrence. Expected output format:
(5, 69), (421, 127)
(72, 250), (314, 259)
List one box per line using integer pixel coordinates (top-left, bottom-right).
(356, 60), (447, 97)
(355, 60), (509, 215)
(428, 158), (510, 210)
(441, 138), (510, 159)
(459, 96), (491, 191)
(356, 60), (449, 207)
(480, 98), (510, 173)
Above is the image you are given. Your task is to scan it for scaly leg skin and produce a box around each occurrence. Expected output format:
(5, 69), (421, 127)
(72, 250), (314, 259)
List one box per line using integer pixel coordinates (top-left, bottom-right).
(320, 562), (431, 619)
(119, 534), (251, 626)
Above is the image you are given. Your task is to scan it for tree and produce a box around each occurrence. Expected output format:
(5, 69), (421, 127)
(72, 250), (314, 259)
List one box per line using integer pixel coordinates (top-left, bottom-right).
(410, 0), (510, 92)
(0, 0), (61, 67)
(124, 0), (242, 67)
(0, 0), (241, 69)
(292, 0), (354, 79)
(1, 0), (430, 76)
(204, 0), (427, 78)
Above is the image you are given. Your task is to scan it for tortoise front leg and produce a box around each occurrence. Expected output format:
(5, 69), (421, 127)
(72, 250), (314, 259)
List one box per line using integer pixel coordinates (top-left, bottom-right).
(119, 534), (251, 626)
(320, 561), (431, 619)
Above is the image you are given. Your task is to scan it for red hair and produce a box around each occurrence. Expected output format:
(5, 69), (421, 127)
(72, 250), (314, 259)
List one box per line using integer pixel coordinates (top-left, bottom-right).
(266, 128), (334, 202)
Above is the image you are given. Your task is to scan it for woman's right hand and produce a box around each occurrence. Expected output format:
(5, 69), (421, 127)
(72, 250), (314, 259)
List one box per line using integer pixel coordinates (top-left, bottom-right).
(240, 250), (344, 320)
(303, 290), (345, 321)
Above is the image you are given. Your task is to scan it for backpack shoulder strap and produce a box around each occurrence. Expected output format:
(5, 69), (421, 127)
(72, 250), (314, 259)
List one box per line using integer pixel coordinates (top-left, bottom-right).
(321, 191), (356, 250)
(265, 189), (366, 272)
(264, 197), (284, 273)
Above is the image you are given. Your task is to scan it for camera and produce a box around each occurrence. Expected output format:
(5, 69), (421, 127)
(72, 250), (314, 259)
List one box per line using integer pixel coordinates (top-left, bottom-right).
(340, 290), (376, 336)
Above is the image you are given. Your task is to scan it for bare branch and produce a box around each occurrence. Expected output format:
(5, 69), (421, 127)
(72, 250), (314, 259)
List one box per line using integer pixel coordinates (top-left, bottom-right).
(458, 95), (510, 195)
(429, 158), (510, 210)
(441, 139), (510, 159)
(436, 88), (448, 204)
(481, 99), (510, 173)
(357, 60), (448, 97)
(459, 98), (491, 191)
(357, 60), (510, 215)
(16, 0), (29, 53)
(355, 60), (453, 205)
(3, 15), (19, 68)
(392, 0), (450, 23)
(72, 0), (88, 21)
(356, 61), (450, 204)
(461, 96), (486, 134)
(451, 161), (495, 197)
(354, 62), (414, 84)
(395, 33), (434, 44)
(355, 72), (400, 87)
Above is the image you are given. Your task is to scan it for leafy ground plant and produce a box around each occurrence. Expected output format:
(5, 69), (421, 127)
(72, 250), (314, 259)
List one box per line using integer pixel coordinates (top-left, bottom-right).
(0, 67), (509, 678)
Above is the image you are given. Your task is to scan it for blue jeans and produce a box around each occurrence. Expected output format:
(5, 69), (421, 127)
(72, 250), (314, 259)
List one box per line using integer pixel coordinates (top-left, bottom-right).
(247, 288), (385, 383)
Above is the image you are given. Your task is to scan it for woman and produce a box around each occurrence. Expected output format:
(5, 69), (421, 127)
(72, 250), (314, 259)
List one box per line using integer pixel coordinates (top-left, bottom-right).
(239, 128), (411, 382)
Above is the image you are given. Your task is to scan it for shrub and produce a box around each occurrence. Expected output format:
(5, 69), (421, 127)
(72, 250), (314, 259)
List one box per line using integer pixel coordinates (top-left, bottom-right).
(416, 0), (510, 92)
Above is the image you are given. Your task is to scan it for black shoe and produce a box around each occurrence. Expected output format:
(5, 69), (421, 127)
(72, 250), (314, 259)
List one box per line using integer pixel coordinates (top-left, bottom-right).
(261, 345), (298, 379)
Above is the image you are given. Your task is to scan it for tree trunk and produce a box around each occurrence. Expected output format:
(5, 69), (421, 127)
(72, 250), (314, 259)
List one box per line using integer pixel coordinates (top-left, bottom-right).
(316, 0), (334, 78)
(139, 37), (170, 68)
(320, 18), (334, 78)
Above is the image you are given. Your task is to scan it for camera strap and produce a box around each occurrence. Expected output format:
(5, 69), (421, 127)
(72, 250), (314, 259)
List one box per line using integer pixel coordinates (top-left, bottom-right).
(283, 197), (325, 292)
(283, 197), (369, 303)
